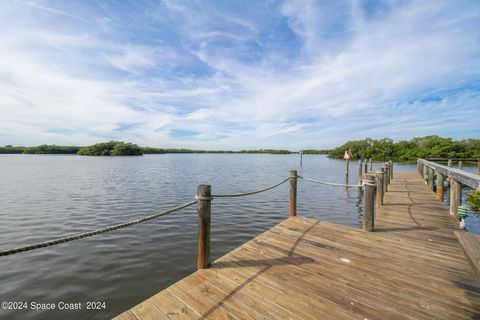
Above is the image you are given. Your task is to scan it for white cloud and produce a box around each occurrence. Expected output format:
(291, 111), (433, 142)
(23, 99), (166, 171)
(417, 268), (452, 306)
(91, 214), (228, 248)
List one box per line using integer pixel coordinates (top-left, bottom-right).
(0, 0), (478, 149)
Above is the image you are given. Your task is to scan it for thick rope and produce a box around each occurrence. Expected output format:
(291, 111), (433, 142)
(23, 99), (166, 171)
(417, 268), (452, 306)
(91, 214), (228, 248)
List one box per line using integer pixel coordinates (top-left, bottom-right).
(0, 200), (197, 257)
(211, 177), (289, 198)
(298, 175), (368, 188)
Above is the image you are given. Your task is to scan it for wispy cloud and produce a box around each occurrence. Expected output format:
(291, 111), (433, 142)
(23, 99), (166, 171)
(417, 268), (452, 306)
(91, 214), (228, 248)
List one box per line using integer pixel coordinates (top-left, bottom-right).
(0, 0), (479, 148)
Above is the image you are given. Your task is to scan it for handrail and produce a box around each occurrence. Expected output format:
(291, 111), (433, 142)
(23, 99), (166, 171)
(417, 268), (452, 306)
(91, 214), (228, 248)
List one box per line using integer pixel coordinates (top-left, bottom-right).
(298, 175), (365, 187)
(418, 159), (480, 190)
(0, 200), (198, 257)
(1, 163), (392, 268)
(211, 177), (289, 198)
(0, 178), (291, 258)
(428, 158), (479, 162)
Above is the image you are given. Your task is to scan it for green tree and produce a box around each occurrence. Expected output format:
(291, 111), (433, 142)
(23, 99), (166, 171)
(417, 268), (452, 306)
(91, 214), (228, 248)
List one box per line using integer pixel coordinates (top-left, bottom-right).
(78, 141), (142, 156)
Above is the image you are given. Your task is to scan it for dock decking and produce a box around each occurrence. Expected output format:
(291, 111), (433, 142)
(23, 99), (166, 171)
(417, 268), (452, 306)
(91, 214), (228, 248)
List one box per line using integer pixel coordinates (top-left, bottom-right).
(115, 172), (480, 320)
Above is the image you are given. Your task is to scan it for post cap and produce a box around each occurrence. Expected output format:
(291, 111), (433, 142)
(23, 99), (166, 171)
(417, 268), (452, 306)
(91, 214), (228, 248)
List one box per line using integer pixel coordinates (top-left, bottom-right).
(196, 184), (211, 197)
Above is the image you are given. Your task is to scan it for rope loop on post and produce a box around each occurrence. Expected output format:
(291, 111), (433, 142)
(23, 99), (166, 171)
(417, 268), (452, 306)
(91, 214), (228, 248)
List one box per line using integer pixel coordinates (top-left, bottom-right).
(362, 180), (377, 187)
(195, 195), (213, 201)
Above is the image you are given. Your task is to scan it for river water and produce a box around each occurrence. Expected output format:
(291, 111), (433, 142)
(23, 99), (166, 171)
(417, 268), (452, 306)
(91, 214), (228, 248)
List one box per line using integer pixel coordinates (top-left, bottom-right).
(0, 154), (477, 319)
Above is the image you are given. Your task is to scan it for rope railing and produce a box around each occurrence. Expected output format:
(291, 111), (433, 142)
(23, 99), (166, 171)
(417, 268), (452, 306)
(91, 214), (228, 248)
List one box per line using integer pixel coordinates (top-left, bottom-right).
(0, 200), (197, 257)
(2, 161), (394, 267)
(298, 175), (364, 188)
(210, 177), (290, 198)
(1, 178), (290, 257)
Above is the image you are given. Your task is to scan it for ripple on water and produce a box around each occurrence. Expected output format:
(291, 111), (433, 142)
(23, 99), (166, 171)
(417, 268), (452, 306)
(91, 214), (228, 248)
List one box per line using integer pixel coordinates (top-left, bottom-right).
(0, 154), (428, 320)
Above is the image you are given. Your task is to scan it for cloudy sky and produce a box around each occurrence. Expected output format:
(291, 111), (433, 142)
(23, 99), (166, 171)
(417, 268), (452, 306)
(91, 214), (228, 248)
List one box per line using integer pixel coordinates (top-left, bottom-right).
(0, 0), (479, 149)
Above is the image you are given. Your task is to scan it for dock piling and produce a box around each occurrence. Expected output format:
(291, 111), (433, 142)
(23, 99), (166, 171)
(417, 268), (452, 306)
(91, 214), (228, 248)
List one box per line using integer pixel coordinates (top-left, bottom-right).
(436, 172), (445, 201)
(382, 166), (388, 193)
(389, 160), (394, 179)
(363, 174), (376, 232)
(358, 160), (363, 184)
(376, 170), (384, 207)
(197, 184), (211, 270)
(428, 167), (435, 191)
(289, 170), (297, 217)
(449, 179), (461, 219)
(345, 159), (349, 181)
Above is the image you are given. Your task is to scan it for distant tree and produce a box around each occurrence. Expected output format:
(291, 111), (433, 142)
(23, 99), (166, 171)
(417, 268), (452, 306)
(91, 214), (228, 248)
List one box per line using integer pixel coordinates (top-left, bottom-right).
(78, 141), (142, 156)
(328, 136), (480, 161)
(23, 145), (80, 154)
(0, 145), (25, 154)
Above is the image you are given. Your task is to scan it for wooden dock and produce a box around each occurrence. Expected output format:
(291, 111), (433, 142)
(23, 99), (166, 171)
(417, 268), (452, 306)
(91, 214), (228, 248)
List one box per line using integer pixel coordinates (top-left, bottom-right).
(115, 172), (480, 320)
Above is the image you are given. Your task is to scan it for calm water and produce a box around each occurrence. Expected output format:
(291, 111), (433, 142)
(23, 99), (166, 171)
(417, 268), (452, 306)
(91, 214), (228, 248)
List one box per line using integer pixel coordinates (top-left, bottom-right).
(0, 154), (477, 319)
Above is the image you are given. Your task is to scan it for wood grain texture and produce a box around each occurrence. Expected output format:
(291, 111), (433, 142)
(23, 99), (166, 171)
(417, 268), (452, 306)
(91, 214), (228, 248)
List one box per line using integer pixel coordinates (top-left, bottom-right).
(456, 230), (480, 279)
(114, 172), (480, 320)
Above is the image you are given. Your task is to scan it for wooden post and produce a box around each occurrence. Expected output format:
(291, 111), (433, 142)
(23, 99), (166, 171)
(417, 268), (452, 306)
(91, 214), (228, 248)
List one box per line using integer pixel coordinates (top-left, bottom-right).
(376, 170), (384, 207)
(197, 184), (211, 270)
(389, 160), (393, 179)
(436, 172), (444, 201)
(382, 166), (388, 193)
(300, 151), (303, 167)
(385, 163), (390, 185)
(363, 174), (376, 232)
(289, 170), (297, 217)
(449, 179), (461, 219)
(447, 160), (452, 200)
(369, 158), (372, 171)
(345, 159), (349, 181)
(428, 168), (434, 191)
(358, 160), (363, 184)
(459, 161), (463, 170)
(364, 159), (368, 173)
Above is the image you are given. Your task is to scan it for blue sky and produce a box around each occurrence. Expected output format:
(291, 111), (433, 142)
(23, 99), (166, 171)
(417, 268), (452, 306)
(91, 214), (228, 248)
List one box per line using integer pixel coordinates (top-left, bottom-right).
(0, 0), (479, 149)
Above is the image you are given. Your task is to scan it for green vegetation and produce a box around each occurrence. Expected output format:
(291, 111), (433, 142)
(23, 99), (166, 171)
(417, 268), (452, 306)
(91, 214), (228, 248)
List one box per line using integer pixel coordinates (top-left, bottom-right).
(1, 136), (478, 159)
(77, 141), (142, 156)
(301, 149), (330, 155)
(239, 149), (291, 154)
(143, 148), (291, 154)
(328, 136), (480, 161)
(0, 143), (293, 155)
(0, 145), (80, 154)
(141, 147), (167, 154)
(23, 145), (80, 154)
(0, 145), (25, 154)
(466, 191), (480, 213)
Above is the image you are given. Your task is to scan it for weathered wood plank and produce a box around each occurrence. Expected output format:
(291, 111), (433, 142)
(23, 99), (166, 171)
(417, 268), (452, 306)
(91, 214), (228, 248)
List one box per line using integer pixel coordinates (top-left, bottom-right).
(419, 159), (480, 189)
(114, 172), (480, 320)
(456, 230), (480, 278)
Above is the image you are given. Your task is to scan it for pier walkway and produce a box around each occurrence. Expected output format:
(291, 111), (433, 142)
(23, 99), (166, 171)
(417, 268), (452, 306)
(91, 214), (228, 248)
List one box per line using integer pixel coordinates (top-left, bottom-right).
(115, 172), (480, 319)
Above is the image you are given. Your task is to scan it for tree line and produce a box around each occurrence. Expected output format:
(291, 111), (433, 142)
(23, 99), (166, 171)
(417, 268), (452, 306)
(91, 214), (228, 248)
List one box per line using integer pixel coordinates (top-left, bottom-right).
(0, 142), (297, 156)
(1, 136), (478, 158)
(328, 136), (480, 161)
